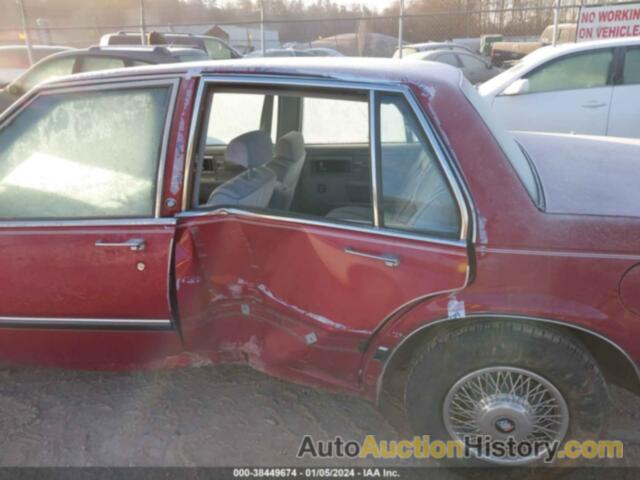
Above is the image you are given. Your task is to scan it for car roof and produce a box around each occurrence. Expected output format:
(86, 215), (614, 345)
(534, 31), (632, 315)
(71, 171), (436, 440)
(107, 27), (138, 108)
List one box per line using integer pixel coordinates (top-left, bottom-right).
(45, 56), (464, 93)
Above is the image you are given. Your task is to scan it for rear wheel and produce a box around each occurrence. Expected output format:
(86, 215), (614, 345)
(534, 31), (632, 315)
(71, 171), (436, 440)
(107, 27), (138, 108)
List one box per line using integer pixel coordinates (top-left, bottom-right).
(404, 320), (610, 466)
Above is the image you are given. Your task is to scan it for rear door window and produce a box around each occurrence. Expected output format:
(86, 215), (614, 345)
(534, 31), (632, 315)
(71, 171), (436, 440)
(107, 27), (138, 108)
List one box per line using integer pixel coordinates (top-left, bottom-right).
(379, 94), (460, 237)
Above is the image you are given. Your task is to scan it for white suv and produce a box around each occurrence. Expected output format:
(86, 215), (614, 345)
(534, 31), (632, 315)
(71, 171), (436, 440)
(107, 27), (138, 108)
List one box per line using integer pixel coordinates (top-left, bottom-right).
(478, 37), (640, 138)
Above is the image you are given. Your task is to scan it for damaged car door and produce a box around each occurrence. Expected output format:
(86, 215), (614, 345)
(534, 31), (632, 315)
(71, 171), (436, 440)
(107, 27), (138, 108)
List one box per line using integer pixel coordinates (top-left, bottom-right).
(175, 78), (471, 389)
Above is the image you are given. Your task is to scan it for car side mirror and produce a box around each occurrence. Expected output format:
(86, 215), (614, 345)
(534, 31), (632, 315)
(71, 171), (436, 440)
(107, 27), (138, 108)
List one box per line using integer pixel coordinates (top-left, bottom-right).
(502, 78), (529, 96)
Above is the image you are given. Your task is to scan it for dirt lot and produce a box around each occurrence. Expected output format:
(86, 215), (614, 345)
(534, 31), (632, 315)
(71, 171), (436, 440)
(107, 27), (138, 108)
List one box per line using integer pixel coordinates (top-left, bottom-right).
(0, 363), (637, 473)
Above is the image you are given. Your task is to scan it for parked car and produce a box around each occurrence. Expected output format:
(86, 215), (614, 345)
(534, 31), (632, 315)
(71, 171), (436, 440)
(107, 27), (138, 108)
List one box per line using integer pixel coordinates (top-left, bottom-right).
(405, 49), (502, 83)
(0, 57), (638, 466)
(479, 37), (640, 138)
(100, 31), (242, 60)
(0, 45), (209, 113)
(392, 41), (474, 58)
(490, 23), (576, 67)
(0, 45), (70, 87)
(303, 47), (344, 57)
(244, 48), (313, 57)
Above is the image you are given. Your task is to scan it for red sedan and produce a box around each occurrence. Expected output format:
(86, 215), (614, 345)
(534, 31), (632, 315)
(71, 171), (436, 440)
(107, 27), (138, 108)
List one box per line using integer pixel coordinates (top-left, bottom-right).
(0, 58), (637, 465)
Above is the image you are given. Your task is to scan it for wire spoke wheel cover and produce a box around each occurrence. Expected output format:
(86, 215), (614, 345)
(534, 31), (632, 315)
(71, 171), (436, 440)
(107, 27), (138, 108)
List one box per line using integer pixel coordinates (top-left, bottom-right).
(443, 366), (569, 464)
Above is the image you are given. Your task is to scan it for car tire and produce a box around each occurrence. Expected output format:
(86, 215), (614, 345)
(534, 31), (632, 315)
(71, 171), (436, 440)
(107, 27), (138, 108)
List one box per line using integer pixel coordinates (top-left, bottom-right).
(404, 319), (610, 466)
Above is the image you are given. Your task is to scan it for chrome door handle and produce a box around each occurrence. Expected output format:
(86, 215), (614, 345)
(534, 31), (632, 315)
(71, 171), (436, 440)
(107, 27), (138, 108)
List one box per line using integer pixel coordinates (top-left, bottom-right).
(581, 101), (606, 109)
(344, 247), (400, 268)
(95, 238), (146, 251)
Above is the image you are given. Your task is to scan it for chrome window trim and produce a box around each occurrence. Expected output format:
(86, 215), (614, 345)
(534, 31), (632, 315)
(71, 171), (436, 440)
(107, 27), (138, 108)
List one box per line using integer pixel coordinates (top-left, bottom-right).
(0, 77), (181, 220)
(369, 90), (381, 227)
(0, 218), (176, 228)
(0, 317), (172, 328)
(182, 78), (207, 211)
(177, 208), (467, 249)
(181, 74), (474, 244)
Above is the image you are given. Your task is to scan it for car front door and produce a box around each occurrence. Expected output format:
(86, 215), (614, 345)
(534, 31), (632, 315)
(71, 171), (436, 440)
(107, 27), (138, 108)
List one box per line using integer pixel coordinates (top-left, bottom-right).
(492, 48), (615, 135)
(607, 46), (640, 138)
(176, 79), (471, 386)
(0, 79), (178, 328)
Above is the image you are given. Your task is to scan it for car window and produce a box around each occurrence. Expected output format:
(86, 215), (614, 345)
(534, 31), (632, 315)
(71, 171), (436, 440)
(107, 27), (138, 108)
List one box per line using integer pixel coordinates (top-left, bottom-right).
(130, 60), (153, 67)
(436, 53), (459, 67)
(204, 38), (234, 60)
(174, 51), (209, 62)
(207, 93), (268, 145)
(197, 88), (372, 226)
(302, 97), (368, 144)
(79, 56), (126, 73)
(459, 54), (487, 69)
(0, 86), (171, 219)
(525, 50), (613, 93)
(379, 94), (460, 237)
(18, 56), (76, 92)
(623, 48), (640, 85)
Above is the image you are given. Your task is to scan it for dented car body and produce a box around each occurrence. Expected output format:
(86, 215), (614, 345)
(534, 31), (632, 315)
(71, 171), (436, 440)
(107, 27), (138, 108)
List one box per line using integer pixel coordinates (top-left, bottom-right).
(0, 58), (639, 464)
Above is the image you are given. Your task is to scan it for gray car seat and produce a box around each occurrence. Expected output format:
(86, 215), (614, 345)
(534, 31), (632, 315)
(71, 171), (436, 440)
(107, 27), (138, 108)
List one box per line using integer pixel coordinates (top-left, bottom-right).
(207, 130), (276, 208)
(268, 131), (306, 210)
(326, 149), (459, 235)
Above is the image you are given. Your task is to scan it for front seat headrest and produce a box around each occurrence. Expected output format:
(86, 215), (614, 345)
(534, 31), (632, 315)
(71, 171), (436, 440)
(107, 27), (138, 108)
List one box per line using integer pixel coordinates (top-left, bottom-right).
(274, 131), (305, 163)
(225, 130), (273, 169)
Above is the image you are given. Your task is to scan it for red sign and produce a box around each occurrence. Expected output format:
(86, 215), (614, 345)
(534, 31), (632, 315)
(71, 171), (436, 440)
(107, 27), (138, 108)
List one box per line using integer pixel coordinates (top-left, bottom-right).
(577, 2), (640, 42)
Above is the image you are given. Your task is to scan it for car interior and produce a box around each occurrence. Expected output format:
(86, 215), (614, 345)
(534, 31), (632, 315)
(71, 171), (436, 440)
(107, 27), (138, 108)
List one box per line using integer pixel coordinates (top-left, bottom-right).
(187, 86), (461, 237)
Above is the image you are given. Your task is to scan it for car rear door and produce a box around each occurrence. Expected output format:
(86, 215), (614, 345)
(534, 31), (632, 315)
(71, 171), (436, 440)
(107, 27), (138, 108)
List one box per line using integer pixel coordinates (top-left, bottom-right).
(492, 48), (615, 135)
(0, 79), (178, 328)
(607, 46), (640, 138)
(176, 78), (471, 385)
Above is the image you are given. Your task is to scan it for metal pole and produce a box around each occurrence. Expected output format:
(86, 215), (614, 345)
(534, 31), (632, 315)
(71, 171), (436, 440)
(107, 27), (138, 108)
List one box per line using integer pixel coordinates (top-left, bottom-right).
(552, 0), (560, 47)
(139, 0), (147, 45)
(16, 0), (34, 66)
(260, 0), (266, 55)
(397, 0), (404, 58)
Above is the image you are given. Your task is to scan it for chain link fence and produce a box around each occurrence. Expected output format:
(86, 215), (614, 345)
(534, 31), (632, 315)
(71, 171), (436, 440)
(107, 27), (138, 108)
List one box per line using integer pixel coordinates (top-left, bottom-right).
(0, 0), (633, 57)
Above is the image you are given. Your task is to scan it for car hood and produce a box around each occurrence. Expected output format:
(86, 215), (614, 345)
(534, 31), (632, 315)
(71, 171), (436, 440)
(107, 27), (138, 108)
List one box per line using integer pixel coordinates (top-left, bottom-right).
(514, 131), (640, 218)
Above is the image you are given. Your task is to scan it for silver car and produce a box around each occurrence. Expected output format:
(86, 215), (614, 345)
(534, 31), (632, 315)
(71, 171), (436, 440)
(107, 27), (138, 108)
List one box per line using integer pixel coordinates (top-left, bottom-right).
(405, 49), (502, 84)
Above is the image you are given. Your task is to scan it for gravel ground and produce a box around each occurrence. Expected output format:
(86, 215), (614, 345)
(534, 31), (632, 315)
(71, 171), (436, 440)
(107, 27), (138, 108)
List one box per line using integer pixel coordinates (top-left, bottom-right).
(0, 363), (637, 474)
